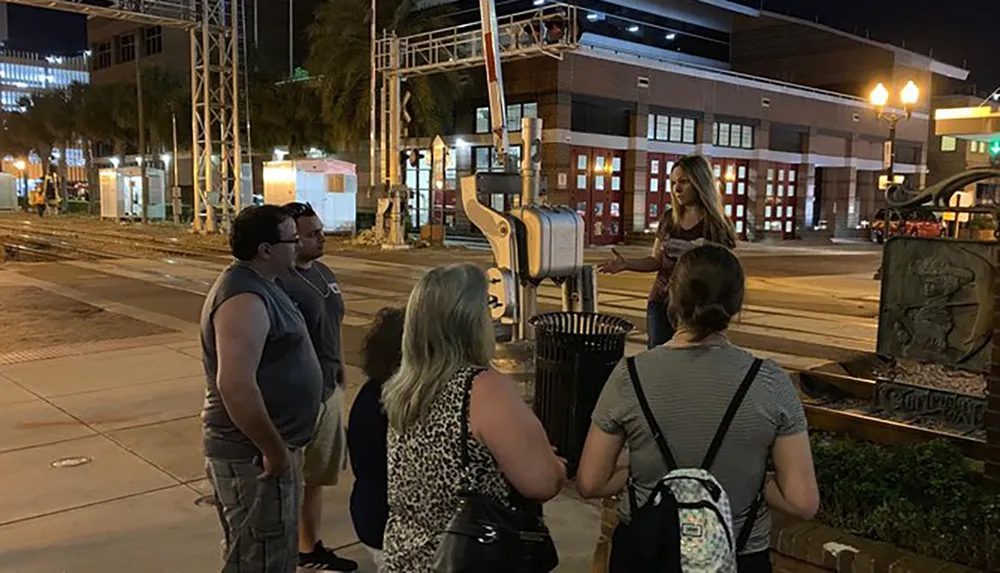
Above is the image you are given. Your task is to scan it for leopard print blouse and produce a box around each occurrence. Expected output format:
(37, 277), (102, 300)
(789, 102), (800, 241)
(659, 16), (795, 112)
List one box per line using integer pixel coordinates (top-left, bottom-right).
(383, 365), (512, 571)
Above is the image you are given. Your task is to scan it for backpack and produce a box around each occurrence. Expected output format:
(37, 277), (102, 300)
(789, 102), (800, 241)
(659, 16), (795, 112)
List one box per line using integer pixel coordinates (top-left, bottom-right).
(622, 356), (765, 573)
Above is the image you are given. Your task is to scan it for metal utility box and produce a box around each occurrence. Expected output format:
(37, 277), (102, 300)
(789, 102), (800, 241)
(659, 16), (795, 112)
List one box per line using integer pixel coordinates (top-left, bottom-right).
(262, 158), (357, 233)
(514, 204), (585, 279)
(0, 173), (17, 211)
(99, 167), (167, 220)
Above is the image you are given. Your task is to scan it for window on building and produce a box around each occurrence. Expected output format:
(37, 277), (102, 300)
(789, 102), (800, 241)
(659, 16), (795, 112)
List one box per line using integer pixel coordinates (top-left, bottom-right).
(119, 34), (136, 63)
(475, 103), (538, 134)
(94, 41), (112, 70)
(144, 26), (163, 56)
(713, 122), (754, 149)
(647, 114), (696, 144)
(940, 136), (957, 152)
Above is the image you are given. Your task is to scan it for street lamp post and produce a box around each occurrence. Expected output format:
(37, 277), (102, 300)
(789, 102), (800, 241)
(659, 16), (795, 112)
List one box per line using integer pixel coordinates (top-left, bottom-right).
(870, 80), (919, 192)
(870, 80), (919, 280)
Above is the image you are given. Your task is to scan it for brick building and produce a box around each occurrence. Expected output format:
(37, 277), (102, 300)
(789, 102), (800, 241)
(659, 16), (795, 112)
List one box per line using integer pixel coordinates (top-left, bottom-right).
(384, 0), (970, 244)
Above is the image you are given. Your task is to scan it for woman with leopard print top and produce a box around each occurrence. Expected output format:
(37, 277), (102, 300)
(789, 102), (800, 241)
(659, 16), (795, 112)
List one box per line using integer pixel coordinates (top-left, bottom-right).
(380, 263), (568, 571)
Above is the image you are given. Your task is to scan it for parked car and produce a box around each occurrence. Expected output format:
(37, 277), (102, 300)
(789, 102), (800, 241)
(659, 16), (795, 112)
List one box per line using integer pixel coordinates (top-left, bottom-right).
(872, 207), (945, 243)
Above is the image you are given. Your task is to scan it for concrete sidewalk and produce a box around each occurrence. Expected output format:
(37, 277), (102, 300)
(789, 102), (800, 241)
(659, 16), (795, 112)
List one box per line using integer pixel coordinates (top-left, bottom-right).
(0, 333), (603, 573)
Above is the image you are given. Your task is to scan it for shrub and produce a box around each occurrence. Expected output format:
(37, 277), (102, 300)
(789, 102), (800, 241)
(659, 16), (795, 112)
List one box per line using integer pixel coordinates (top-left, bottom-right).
(811, 436), (999, 569)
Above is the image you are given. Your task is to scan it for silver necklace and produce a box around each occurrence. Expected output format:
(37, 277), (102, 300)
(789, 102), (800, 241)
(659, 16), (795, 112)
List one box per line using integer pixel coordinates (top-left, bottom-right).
(293, 265), (331, 299)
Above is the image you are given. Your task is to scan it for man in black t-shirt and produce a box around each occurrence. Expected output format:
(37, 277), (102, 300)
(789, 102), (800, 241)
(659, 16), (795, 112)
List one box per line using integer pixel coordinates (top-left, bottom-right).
(277, 202), (357, 573)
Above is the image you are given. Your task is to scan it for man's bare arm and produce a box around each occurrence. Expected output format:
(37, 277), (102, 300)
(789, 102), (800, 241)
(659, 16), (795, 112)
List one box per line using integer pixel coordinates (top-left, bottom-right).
(215, 293), (288, 474)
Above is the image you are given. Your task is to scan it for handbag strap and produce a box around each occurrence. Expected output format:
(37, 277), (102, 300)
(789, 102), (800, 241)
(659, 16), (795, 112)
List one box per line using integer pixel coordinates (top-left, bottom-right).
(458, 366), (530, 506)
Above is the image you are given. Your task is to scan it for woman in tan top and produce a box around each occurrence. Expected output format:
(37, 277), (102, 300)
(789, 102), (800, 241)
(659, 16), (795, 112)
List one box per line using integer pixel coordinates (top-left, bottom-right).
(599, 154), (737, 348)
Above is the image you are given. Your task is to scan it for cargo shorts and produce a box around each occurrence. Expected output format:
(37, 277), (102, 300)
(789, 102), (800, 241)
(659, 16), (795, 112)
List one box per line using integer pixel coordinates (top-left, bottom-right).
(206, 449), (303, 573)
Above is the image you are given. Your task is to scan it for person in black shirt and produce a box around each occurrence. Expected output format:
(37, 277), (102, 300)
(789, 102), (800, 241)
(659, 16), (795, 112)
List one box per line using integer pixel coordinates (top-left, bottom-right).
(277, 202), (357, 572)
(347, 307), (404, 571)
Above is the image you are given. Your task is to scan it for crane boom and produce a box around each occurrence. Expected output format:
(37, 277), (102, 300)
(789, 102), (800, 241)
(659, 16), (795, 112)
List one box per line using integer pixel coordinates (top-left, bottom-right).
(478, 0), (512, 171)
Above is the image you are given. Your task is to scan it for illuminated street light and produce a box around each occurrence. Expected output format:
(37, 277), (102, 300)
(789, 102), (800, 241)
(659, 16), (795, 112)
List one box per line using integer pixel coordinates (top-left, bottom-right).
(110, 156), (120, 168)
(870, 79), (920, 280)
(869, 83), (890, 108)
(900, 80), (919, 106)
(13, 159), (25, 171)
(160, 153), (172, 165)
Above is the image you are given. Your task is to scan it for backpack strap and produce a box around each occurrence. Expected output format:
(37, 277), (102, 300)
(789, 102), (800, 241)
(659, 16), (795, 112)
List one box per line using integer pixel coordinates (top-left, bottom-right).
(625, 356), (677, 470)
(700, 358), (763, 470)
(735, 472), (767, 552)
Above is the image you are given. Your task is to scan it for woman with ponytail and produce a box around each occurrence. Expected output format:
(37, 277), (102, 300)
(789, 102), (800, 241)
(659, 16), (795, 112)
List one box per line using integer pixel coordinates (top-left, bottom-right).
(578, 245), (820, 573)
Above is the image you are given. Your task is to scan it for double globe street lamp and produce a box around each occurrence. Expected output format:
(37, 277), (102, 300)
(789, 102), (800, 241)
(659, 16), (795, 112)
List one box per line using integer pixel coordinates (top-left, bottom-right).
(870, 80), (920, 187)
(870, 80), (919, 281)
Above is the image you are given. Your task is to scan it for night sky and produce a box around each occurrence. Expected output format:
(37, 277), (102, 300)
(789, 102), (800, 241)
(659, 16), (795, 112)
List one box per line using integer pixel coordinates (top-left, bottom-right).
(737, 0), (997, 93)
(4, 0), (995, 92)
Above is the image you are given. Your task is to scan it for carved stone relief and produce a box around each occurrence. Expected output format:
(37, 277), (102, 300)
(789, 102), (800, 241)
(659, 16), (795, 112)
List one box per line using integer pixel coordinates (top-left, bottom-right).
(877, 237), (998, 374)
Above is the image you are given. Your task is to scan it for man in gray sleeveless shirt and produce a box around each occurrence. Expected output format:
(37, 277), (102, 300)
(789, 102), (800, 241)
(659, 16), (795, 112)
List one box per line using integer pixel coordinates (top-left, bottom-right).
(201, 205), (323, 573)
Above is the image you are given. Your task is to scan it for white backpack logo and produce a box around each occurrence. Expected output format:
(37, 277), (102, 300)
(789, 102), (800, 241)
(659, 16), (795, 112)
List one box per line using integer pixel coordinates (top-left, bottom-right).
(624, 357), (765, 573)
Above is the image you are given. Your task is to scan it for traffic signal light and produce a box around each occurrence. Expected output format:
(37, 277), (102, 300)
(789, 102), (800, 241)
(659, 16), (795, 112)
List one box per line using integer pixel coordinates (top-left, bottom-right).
(990, 140), (1000, 168)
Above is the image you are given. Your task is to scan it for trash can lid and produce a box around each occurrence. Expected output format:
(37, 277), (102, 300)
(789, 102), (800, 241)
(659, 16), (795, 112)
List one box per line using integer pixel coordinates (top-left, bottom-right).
(529, 312), (634, 336)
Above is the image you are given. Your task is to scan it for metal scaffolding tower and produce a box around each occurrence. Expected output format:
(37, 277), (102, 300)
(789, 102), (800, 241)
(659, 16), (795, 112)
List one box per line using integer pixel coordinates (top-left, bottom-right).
(4, 0), (250, 234)
(372, 2), (577, 193)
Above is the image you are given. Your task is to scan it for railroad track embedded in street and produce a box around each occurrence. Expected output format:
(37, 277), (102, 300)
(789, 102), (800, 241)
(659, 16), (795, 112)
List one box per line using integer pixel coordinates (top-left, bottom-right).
(796, 369), (985, 460)
(0, 221), (229, 261)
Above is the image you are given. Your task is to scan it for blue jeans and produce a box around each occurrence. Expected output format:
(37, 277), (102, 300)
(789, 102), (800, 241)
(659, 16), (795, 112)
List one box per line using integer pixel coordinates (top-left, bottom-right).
(645, 300), (675, 348)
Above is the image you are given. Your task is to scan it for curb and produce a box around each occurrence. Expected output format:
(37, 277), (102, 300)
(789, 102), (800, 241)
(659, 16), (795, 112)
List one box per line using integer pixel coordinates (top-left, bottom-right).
(771, 515), (983, 573)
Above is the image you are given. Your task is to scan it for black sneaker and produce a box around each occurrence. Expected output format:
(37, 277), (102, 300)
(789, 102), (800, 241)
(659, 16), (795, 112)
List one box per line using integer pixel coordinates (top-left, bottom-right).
(298, 541), (359, 571)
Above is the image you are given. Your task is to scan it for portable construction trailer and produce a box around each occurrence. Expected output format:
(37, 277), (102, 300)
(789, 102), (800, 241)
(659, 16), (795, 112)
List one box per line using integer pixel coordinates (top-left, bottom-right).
(0, 173), (17, 211)
(99, 167), (167, 220)
(262, 158), (357, 233)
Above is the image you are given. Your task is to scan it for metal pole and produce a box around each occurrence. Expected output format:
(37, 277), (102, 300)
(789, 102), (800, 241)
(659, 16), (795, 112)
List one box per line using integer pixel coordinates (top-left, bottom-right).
(288, 0), (294, 78)
(171, 108), (180, 224)
(517, 116), (543, 341)
(380, 71), (387, 186)
(886, 119), (897, 185)
(231, 0), (243, 215)
(135, 53), (149, 224)
(369, 0), (376, 199)
(189, 28), (202, 232)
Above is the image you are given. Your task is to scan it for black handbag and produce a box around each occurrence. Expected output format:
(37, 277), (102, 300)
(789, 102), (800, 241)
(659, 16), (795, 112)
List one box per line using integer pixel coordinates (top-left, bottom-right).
(431, 373), (559, 573)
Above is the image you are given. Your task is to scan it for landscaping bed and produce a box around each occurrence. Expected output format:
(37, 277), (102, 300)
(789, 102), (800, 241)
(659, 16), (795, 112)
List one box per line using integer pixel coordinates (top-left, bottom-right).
(800, 436), (998, 570)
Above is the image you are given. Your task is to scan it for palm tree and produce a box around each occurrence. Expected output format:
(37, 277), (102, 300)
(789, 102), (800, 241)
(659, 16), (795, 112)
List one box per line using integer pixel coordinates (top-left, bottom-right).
(249, 76), (329, 157)
(139, 66), (187, 157)
(307, 0), (464, 150)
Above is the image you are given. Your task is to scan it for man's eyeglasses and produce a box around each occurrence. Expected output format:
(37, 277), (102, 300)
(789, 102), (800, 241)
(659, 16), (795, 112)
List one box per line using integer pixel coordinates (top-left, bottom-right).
(272, 235), (300, 245)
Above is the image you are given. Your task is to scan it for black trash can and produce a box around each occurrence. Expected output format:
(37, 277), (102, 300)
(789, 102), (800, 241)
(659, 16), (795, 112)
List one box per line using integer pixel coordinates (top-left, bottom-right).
(529, 312), (634, 477)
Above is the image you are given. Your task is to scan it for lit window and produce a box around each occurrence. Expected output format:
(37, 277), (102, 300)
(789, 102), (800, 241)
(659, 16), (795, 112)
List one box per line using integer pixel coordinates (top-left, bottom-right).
(940, 136), (957, 152)
(475, 107), (489, 134)
(648, 113), (697, 144)
(713, 121), (754, 149)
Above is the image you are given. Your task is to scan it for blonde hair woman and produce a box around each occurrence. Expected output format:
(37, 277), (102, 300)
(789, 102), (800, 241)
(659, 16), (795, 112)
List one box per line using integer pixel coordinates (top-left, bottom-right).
(381, 263), (567, 571)
(599, 154), (737, 348)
